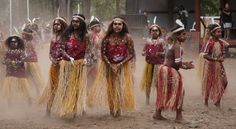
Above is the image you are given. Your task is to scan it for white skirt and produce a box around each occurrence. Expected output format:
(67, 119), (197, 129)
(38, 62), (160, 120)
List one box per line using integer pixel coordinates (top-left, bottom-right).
(223, 23), (232, 28)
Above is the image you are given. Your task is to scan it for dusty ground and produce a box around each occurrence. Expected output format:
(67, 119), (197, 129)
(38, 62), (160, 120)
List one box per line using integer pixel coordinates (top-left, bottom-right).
(0, 35), (236, 129)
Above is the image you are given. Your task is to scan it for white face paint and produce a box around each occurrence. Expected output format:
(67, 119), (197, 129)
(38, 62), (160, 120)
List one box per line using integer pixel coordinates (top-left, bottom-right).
(10, 38), (18, 49)
(150, 26), (160, 39)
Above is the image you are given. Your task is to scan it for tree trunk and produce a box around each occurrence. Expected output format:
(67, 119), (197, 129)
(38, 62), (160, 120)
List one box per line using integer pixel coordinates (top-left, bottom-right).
(82, 0), (91, 20)
(67, 0), (71, 20)
(116, 0), (121, 16)
(52, 0), (58, 17)
(59, 0), (67, 18)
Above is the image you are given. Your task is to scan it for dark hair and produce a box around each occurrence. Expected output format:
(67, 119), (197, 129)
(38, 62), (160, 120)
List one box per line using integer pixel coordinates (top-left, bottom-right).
(171, 25), (185, 41)
(31, 23), (39, 32)
(5, 36), (25, 50)
(52, 17), (68, 35)
(103, 16), (129, 40)
(22, 27), (33, 41)
(179, 5), (185, 11)
(208, 23), (220, 35)
(170, 25), (185, 40)
(62, 14), (87, 42)
(89, 20), (100, 28)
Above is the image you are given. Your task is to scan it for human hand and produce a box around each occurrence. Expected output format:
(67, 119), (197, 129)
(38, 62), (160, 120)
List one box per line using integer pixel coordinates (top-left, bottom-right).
(69, 57), (75, 65)
(186, 61), (194, 69)
(217, 56), (224, 62)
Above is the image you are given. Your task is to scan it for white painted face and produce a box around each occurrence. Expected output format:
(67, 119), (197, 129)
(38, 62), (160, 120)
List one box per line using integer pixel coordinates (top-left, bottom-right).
(150, 26), (160, 38)
(113, 20), (123, 33)
(10, 38), (18, 49)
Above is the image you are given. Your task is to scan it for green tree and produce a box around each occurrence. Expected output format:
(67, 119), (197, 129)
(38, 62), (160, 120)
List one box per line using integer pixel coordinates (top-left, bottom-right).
(201, 0), (220, 16)
(91, 0), (125, 20)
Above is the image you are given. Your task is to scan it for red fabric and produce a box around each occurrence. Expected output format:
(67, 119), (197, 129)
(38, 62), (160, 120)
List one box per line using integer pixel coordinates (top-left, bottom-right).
(144, 43), (164, 64)
(63, 37), (86, 60)
(106, 43), (128, 64)
(5, 50), (26, 78)
(204, 62), (226, 103)
(156, 66), (164, 110)
(173, 72), (182, 109)
(50, 40), (64, 60)
(202, 39), (227, 102)
(156, 65), (183, 110)
(25, 41), (38, 62)
(166, 68), (173, 105)
(204, 39), (224, 54)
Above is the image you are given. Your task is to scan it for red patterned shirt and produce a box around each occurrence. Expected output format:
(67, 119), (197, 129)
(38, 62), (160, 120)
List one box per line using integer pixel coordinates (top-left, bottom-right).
(63, 37), (86, 61)
(4, 49), (26, 78)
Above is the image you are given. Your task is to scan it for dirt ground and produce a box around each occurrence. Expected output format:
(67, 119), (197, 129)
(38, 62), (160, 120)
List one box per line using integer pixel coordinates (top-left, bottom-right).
(0, 35), (236, 129)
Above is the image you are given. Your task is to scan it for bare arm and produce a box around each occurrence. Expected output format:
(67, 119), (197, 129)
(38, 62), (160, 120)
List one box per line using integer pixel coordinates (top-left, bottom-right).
(118, 34), (135, 66)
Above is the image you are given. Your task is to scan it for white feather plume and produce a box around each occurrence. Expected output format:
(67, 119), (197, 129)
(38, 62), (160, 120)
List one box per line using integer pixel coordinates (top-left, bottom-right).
(90, 16), (95, 22)
(22, 23), (26, 31)
(57, 6), (60, 17)
(32, 17), (40, 23)
(46, 23), (50, 28)
(95, 17), (100, 22)
(32, 18), (36, 23)
(27, 18), (32, 24)
(153, 16), (157, 24)
(176, 19), (184, 27)
(14, 27), (19, 34)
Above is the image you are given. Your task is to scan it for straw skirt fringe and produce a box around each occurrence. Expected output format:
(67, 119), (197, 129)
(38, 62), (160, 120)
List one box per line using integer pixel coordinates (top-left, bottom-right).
(2, 76), (31, 101)
(201, 60), (227, 103)
(26, 62), (44, 95)
(38, 63), (60, 107)
(156, 65), (184, 111)
(52, 60), (87, 117)
(88, 61), (135, 112)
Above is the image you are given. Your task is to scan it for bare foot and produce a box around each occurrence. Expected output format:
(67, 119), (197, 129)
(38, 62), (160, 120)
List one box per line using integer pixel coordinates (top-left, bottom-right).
(153, 113), (167, 120)
(204, 99), (208, 107)
(146, 99), (150, 105)
(45, 110), (50, 117)
(82, 110), (86, 116)
(114, 109), (121, 118)
(214, 101), (221, 108)
(175, 118), (189, 124)
(110, 110), (115, 116)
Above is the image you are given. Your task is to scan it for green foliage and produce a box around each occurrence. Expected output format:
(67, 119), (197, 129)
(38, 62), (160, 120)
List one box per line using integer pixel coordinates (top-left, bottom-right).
(91, 0), (125, 20)
(201, 0), (220, 16)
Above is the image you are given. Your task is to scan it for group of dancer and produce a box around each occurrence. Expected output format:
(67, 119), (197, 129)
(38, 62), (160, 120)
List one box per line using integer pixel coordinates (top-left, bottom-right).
(1, 23), (45, 105)
(0, 13), (228, 122)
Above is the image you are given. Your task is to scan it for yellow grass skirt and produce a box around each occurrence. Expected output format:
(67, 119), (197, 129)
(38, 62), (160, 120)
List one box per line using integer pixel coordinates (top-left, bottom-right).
(201, 59), (227, 103)
(2, 76), (31, 101)
(198, 53), (227, 102)
(52, 60), (87, 117)
(38, 63), (60, 107)
(197, 53), (207, 82)
(26, 62), (44, 95)
(88, 61), (135, 112)
(140, 63), (159, 91)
